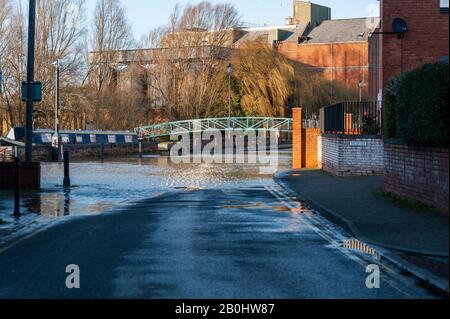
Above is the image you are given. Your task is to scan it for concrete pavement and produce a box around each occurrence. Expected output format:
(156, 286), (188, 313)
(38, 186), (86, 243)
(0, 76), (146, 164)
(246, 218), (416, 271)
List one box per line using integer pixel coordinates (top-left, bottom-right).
(0, 186), (436, 299)
(275, 169), (449, 294)
(275, 170), (449, 256)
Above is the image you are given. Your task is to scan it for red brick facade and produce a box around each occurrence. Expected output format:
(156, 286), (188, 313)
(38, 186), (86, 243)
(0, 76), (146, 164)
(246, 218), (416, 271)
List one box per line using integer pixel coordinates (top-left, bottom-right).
(369, 0), (449, 99)
(278, 42), (369, 96)
(384, 143), (449, 212)
(303, 128), (320, 168)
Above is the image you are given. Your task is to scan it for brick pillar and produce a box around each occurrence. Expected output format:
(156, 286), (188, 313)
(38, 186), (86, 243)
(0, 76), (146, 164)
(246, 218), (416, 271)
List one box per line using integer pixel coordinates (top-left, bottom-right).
(344, 113), (353, 134)
(292, 107), (303, 169)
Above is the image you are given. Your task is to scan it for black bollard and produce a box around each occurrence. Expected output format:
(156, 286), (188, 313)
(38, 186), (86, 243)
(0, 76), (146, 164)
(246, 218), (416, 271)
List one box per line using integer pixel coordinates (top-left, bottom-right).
(13, 156), (21, 217)
(63, 150), (71, 188)
(139, 140), (143, 158)
(100, 142), (104, 161)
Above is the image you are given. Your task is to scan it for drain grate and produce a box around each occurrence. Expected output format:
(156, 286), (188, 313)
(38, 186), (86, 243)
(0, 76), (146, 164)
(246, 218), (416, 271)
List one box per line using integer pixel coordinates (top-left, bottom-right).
(342, 238), (379, 256)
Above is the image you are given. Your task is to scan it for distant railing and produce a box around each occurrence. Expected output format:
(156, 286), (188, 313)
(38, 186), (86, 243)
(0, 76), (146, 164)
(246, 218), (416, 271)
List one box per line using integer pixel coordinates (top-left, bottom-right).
(303, 115), (320, 129)
(321, 101), (381, 136)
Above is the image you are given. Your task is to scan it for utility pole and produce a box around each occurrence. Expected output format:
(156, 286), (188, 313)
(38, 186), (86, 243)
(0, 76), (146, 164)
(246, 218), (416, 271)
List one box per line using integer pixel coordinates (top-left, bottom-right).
(358, 80), (365, 102)
(25, 0), (37, 162)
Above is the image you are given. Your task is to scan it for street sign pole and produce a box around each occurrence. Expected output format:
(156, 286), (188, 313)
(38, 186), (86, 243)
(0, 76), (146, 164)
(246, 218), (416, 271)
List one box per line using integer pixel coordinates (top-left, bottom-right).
(53, 60), (62, 162)
(25, 0), (36, 163)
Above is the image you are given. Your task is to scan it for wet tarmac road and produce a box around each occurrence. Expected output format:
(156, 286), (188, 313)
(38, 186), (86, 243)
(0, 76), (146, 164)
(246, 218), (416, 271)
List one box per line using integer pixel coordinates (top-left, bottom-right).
(0, 184), (435, 299)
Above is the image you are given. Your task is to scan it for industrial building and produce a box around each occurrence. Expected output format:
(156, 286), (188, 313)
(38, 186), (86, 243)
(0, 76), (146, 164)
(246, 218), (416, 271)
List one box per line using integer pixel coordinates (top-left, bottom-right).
(88, 1), (379, 101)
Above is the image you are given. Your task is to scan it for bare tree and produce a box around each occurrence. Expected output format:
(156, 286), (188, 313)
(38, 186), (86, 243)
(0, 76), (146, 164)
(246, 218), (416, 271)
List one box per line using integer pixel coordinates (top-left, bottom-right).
(88, 0), (132, 92)
(140, 1), (241, 122)
(83, 0), (135, 130)
(2, 0), (357, 134)
(31, 0), (87, 128)
(0, 0), (9, 57)
(0, 0), (10, 134)
(0, 0), (27, 132)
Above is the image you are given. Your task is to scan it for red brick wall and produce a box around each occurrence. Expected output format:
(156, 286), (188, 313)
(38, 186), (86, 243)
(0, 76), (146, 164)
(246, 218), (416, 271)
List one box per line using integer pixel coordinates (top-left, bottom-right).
(384, 144), (449, 212)
(380, 0), (449, 87)
(278, 42), (369, 95)
(303, 128), (320, 168)
(368, 31), (382, 101)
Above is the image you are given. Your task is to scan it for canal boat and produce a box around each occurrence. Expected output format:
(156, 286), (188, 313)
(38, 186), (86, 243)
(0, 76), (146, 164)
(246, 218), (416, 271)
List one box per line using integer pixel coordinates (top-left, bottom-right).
(1, 127), (138, 146)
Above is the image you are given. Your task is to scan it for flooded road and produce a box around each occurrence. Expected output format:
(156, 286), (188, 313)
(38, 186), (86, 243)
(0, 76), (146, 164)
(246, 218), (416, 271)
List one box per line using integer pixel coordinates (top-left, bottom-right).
(0, 152), (291, 243)
(0, 152), (437, 298)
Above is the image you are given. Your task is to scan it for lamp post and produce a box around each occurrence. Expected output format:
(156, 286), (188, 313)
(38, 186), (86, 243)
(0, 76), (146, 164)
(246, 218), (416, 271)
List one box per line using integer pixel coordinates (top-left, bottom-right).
(227, 63), (233, 118)
(358, 80), (365, 102)
(52, 59), (62, 162)
(25, 0), (36, 162)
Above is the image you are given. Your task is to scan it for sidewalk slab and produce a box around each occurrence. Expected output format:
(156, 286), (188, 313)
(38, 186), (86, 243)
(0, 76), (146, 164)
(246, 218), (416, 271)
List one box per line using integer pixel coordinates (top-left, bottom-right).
(275, 169), (449, 257)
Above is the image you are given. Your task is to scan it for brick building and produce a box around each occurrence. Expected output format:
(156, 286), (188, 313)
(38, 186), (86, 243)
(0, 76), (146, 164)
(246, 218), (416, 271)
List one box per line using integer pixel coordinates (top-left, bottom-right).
(235, 1), (379, 97)
(369, 0), (449, 101)
(259, 0), (379, 98)
(278, 17), (379, 96)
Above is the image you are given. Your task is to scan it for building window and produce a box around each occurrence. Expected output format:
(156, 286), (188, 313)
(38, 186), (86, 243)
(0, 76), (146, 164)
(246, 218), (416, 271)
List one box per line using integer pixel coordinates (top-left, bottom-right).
(107, 135), (116, 143)
(441, 0), (449, 13)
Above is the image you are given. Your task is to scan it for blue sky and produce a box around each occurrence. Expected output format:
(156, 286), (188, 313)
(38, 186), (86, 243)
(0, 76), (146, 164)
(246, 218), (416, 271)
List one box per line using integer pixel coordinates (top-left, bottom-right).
(86, 0), (380, 40)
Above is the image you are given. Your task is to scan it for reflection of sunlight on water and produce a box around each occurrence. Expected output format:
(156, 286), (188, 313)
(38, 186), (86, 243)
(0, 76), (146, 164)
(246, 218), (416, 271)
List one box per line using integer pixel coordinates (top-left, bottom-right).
(0, 153), (292, 230)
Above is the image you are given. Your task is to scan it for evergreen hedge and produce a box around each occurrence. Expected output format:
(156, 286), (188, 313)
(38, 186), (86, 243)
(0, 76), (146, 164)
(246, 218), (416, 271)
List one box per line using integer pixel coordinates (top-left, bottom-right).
(384, 62), (449, 148)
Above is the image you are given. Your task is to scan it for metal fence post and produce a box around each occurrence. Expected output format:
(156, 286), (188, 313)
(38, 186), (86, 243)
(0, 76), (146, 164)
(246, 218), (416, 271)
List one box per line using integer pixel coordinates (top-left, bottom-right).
(13, 156), (21, 217)
(63, 150), (70, 188)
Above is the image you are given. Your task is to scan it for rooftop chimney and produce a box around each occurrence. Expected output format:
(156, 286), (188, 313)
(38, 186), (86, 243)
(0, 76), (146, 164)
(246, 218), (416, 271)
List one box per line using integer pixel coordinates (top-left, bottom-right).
(287, 1), (331, 26)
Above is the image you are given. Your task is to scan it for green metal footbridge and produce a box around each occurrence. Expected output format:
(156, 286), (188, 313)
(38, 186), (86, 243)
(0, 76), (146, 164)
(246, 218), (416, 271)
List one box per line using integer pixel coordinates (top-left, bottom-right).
(135, 117), (295, 139)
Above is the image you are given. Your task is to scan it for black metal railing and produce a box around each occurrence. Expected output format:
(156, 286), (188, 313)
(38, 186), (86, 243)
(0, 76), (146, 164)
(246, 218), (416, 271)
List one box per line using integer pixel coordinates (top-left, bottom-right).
(322, 101), (380, 136)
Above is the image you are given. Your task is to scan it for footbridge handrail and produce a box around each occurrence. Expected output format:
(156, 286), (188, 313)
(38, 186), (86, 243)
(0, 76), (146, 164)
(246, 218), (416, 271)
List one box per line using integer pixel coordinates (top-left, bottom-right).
(135, 117), (294, 139)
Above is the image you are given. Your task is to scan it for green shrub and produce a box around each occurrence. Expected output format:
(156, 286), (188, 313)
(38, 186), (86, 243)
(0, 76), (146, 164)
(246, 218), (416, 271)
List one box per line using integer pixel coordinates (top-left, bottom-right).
(384, 62), (449, 148)
(383, 77), (399, 139)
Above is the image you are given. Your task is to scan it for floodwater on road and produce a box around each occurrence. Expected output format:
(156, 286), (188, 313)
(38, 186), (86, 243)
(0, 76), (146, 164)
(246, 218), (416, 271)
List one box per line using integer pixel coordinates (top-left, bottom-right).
(0, 151), (292, 243)
(0, 151), (438, 298)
